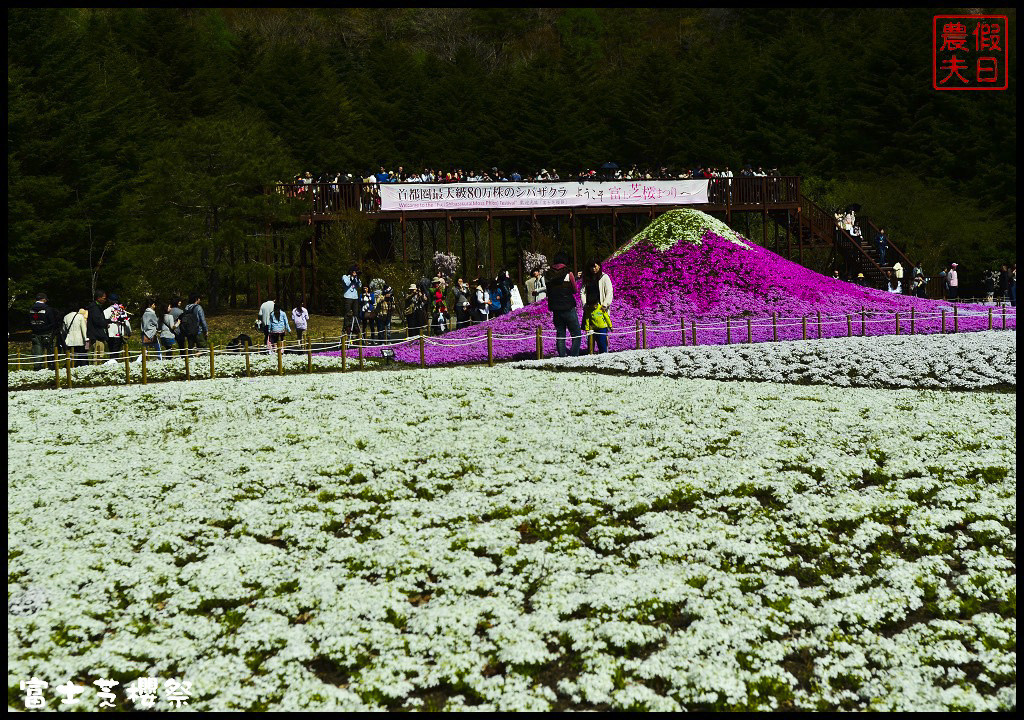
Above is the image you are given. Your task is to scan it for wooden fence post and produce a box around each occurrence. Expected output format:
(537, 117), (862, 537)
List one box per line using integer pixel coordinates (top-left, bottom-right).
(307, 341), (313, 373)
(801, 316), (806, 340)
(747, 317), (752, 343)
(726, 318), (732, 345)
(636, 320), (641, 350)
(341, 335), (347, 372)
(816, 311), (822, 339)
(953, 305), (958, 333)
(123, 346), (130, 384)
(277, 342), (284, 375)
(895, 312), (900, 335)
(681, 316), (686, 346)
(988, 308), (993, 329)
(1002, 307), (1006, 329)
(487, 328), (493, 366)
(357, 330), (364, 370)
(141, 345), (148, 385)
(66, 350), (73, 389)
(772, 312), (778, 342)
(847, 314), (852, 337)
(588, 331), (594, 355)
(55, 347), (62, 389)
(642, 322), (647, 349)
(910, 307), (915, 335)
(209, 344), (215, 380)
(860, 308), (866, 336)
(535, 326), (542, 360)
(691, 320), (697, 346)
(419, 335), (425, 367)
(941, 309), (946, 334)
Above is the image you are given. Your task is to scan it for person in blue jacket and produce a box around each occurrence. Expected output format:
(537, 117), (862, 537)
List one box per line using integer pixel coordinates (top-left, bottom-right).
(266, 301), (291, 354)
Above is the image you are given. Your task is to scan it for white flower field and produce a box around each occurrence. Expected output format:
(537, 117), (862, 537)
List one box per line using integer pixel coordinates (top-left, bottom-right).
(6, 331), (1017, 711)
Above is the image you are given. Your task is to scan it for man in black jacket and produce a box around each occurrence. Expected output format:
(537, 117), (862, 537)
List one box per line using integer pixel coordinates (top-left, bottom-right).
(545, 253), (582, 357)
(28, 292), (59, 370)
(86, 290), (111, 360)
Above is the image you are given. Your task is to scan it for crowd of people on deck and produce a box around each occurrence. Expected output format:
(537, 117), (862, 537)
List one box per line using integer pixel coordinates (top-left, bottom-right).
(280, 164), (783, 189)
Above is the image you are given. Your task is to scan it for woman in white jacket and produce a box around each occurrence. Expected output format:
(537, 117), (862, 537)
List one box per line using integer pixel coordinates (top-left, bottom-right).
(61, 307), (89, 366)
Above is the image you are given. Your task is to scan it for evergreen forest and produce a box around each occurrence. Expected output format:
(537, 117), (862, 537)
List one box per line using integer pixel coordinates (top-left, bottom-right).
(7, 8), (1017, 316)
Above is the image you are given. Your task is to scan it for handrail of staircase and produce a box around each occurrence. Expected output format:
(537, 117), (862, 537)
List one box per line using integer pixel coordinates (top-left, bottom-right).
(800, 194), (887, 280)
(862, 217), (915, 272)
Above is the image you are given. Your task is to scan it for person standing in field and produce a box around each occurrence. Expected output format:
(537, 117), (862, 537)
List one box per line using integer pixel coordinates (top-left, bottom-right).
(545, 252), (582, 357)
(62, 304), (89, 366)
(947, 263), (959, 301)
(168, 297), (184, 355)
(581, 260), (614, 354)
(292, 300), (309, 343)
(28, 292), (59, 370)
(341, 266), (361, 336)
(179, 294), (207, 353)
(266, 301), (291, 354)
(86, 289), (110, 361)
(159, 301), (179, 357)
(139, 297), (161, 360)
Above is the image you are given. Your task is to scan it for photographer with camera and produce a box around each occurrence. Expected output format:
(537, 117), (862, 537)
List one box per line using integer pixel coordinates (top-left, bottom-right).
(342, 266), (361, 336)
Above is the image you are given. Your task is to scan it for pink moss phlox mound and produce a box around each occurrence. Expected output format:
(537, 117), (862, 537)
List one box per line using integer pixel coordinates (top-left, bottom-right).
(321, 227), (1016, 366)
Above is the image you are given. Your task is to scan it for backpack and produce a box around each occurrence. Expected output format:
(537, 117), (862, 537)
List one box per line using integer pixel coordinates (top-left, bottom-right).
(180, 305), (201, 336)
(29, 307), (52, 334)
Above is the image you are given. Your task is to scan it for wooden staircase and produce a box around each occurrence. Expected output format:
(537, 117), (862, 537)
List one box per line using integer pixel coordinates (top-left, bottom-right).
(772, 194), (916, 289)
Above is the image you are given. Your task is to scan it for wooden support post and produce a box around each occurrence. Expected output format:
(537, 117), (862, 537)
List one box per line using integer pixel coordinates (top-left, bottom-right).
(801, 316), (806, 340)
(141, 345), (148, 385)
(726, 318), (732, 344)
(277, 342), (284, 375)
(307, 342), (313, 373)
(910, 307), (915, 334)
(747, 317), (752, 343)
(123, 346), (130, 384)
(209, 344), (215, 379)
(773, 312), (778, 341)
(401, 212), (407, 264)
(588, 331), (594, 355)
(847, 314), (853, 337)
(691, 320), (697, 346)
(357, 329), (364, 370)
(953, 305), (958, 333)
(487, 328), (493, 366)
(570, 210), (577, 273)
(861, 308), (866, 336)
(895, 312), (900, 335)
(988, 308), (993, 329)
(941, 309), (946, 334)
(816, 311), (822, 339)
(66, 350), (73, 389)
(419, 335), (426, 368)
(1001, 307), (1006, 329)
(56, 347), (62, 389)
(536, 326), (542, 360)
(341, 335), (347, 372)
(642, 322), (648, 349)
(636, 320), (641, 349)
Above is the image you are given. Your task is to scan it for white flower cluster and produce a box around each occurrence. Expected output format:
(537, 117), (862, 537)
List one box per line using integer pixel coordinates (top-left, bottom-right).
(514, 331), (1016, 391)
(7, 368), (1015, 711)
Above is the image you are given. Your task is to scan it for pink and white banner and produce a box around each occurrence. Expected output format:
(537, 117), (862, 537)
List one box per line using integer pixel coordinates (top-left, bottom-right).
(378, 180), (709, 211)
